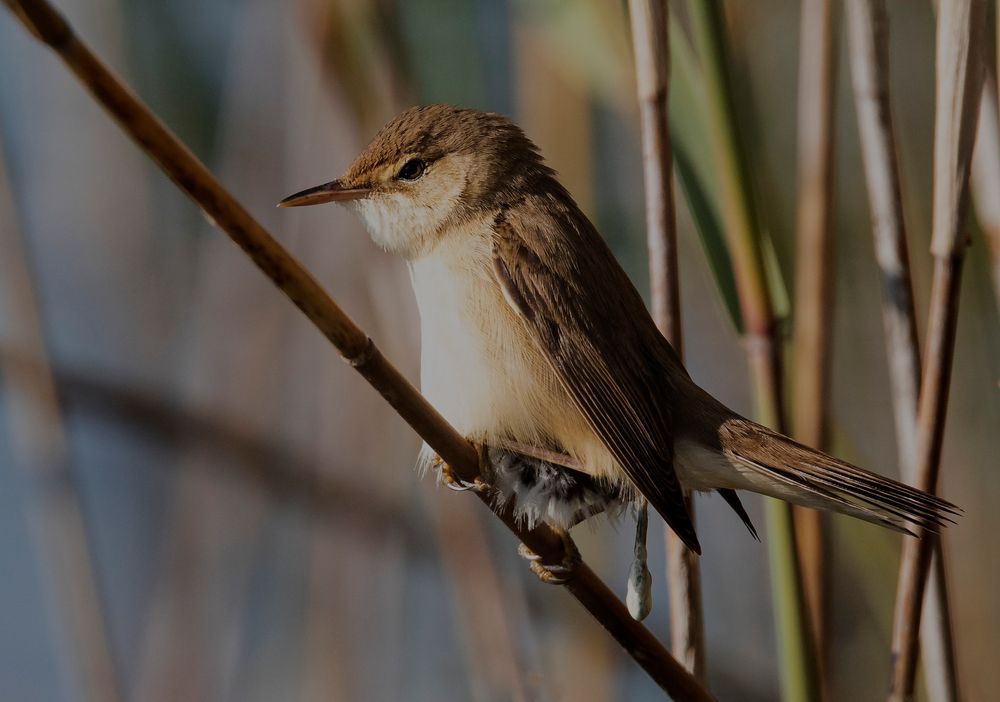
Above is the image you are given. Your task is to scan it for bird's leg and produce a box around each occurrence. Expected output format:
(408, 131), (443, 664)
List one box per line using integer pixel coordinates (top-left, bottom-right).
(626, 502), (653, 620)
(517, 529), (581, 585)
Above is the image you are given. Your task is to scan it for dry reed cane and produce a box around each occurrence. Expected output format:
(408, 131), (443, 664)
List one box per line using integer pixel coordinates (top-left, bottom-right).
(688, 2), (820, 698)
(628, 0), (706, 680)
(846, 2), (963, 700)
(791, 1), (838, 693)
(888, 1), (984, 699)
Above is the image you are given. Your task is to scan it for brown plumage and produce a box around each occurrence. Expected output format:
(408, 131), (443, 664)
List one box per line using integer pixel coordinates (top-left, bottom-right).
(280, 105), (958, 553)
(490, 189), (699, 549)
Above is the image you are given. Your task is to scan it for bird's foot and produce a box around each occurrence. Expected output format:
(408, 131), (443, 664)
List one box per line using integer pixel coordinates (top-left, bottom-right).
(431, 453), (489, 493)
(517, 532), (581, 585)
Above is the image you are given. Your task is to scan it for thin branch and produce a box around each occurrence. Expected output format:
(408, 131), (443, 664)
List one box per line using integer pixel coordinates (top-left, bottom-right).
(790, 0), (838, 689)
(688, 2), (820, 699)
(846, 3), (962, 700)
(889, 1), (984, 700)
(0, 125), (123, 702)
(0, 0), (715, 698)
(627, 0), (705, 681)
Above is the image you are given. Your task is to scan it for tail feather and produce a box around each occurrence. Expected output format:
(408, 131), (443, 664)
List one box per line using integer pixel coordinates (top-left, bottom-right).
(797, 454), (956, 527)
(717, 488), (759, 540)
(812, 454), (958, 519)
(727, 451), (915, 533)
(720, 420), (958, 534)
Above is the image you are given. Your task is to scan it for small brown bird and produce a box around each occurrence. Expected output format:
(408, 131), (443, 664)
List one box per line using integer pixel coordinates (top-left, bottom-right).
(280, 105), (955, 556)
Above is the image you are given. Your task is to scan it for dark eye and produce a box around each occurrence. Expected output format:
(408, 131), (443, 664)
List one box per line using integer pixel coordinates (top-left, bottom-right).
(397, 159), (426, 181)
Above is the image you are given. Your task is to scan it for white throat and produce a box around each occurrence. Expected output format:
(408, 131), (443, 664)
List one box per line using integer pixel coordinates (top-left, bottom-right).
(349, 154), (473, 260)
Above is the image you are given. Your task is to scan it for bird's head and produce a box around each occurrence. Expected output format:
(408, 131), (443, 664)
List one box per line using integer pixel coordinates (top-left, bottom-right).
(279, 104), (550, 259)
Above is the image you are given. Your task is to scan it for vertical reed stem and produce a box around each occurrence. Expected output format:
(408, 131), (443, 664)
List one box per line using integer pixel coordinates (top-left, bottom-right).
(846, 3), (964, 699)
(689, 2), (819, 699)
(888, 1), (984, 699)
(628, 0), (705, 680)
(791, 1), (838, 693)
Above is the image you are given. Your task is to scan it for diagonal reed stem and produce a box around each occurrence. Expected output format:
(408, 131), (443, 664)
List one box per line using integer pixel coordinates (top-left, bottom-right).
(627, 0), (705, 681)
(791, 1), (838, 693)
(846, 2), (962, 700)
(888, 1), (984, 700)
(688, 2), (819, 699)
(0, 0), (716, 698)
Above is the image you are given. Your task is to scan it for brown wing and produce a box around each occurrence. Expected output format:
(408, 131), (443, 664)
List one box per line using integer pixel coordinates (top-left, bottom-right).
(491, 197), (700, 553)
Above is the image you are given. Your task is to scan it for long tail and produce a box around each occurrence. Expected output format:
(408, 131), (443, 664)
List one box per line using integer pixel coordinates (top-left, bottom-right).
(719, 418), (959, 534)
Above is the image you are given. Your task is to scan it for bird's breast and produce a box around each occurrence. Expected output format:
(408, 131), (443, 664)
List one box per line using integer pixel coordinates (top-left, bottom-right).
(408, 232), (617, 479)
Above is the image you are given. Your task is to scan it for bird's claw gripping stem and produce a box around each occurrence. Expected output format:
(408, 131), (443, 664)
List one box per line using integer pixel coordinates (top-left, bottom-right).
(517, 533), (581, 585)
(432, 453), (489, 493)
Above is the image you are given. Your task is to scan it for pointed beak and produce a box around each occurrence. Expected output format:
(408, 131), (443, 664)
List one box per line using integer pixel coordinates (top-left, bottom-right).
(277, 179), (370, 208)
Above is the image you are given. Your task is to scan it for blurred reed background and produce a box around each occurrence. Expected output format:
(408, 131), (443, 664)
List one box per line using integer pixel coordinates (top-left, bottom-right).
(0, 1), (997, 700)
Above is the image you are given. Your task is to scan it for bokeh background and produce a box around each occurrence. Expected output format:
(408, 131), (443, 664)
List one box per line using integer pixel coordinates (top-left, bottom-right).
(0, 1), (997, 700)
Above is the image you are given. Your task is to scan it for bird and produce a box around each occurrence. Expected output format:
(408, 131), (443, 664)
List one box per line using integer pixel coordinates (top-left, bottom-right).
(279, 104), (956, 562)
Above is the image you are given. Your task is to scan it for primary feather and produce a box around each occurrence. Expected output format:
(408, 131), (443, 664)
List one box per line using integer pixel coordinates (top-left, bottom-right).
(491, 195), (700, 552)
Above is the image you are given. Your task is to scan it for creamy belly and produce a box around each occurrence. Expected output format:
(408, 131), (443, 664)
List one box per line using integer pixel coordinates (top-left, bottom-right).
(408, 231), (620, 481)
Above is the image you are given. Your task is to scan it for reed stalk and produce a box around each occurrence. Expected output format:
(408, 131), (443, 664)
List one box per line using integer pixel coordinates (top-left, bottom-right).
(888, 1), (984, 699)
(688, 2), (819, 699)
(790, 1), (838, 692)
(0, 0), (716, 698)
(628, 0), (706, 681)
(846, 2), (963, 699)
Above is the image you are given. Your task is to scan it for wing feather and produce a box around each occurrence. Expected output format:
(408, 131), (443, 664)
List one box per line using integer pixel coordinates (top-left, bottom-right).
(491, 200), (700, 553)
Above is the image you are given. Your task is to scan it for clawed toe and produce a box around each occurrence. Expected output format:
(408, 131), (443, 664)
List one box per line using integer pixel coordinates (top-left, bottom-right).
(517, 533), (580, 585)
(517, 543), (541, 561)
(433, 455), (487, 492)
(444, 475), (480, 492)
(528, 559), (574, 585)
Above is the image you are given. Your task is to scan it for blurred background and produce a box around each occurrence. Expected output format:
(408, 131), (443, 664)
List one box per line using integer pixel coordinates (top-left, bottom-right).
(0, 1), (997, 700)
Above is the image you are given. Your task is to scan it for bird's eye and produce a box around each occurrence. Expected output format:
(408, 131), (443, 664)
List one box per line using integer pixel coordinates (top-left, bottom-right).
(397, 159), (426, 181)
